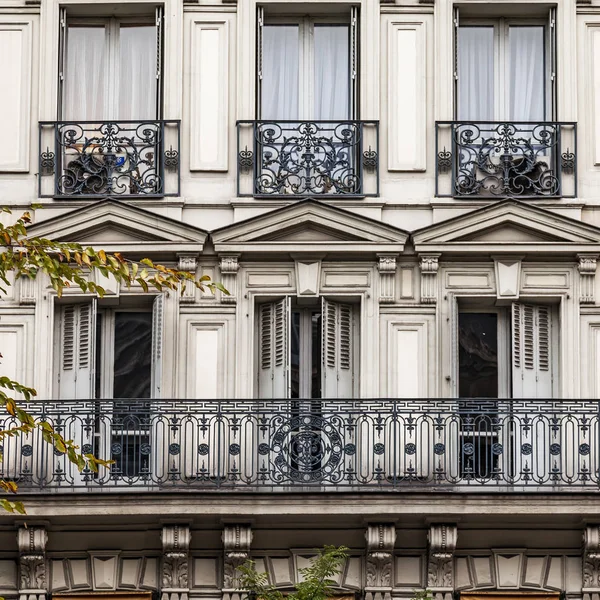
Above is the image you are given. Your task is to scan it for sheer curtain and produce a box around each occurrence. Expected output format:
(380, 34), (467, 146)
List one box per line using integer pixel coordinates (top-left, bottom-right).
(64, 26), (107, 121)
(509, 26), (545, 121)
(457, 27), (494, 121)
(262, 25), (299, 120)
(314, 25), (350, 120)
(119, 25), (157, 120)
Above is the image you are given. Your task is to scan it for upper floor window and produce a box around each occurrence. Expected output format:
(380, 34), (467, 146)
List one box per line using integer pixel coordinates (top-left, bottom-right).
(456, 11), (556, 121)
(257, 10), (358, 120)
(59, 9), (163, 121)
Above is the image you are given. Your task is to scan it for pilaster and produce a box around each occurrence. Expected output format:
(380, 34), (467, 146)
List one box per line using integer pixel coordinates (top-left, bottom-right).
(365, 524), (396, 600)
(161, 525), (191, 600)
(18, 526), (48, 600)
(222, 524), (253, 600)
(427, 524), (457, 600)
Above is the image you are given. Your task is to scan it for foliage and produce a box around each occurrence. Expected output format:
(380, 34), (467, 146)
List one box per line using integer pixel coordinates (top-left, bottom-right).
(237, 546), (349, 600)
(411, 590), (434, 600)
(0, 206), (227, 514)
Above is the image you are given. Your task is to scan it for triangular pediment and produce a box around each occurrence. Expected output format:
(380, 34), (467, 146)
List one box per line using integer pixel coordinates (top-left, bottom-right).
(211, 200), (408, 255)
(27, 199), (208, 253)
(412, 200), (600, 254)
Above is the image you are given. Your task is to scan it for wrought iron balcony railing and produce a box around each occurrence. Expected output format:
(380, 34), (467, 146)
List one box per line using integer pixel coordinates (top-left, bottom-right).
(38, 120), (180, 198)
(237, 120), (379, 198)
(435, 121), (577, 199)
(3, 399), (600, 493)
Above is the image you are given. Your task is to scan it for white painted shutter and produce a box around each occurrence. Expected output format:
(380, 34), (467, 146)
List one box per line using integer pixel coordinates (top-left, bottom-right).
(151, 293), (164, 399)
(58, 7), (67, 119)
(258, 297), (290, 398)
(548, 7), (557, 119)
(350, 6), (359, 118)
(512, 303), (553, 398)
(58, 300), (96, 399)
(256, 5), (264, 119)
(322, 298), (355, 399)
(155, 5), (164, 119)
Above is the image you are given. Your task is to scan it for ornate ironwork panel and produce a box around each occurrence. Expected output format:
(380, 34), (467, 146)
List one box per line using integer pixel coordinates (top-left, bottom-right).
(435, 121), (577, 199)
(2, 398), (600, 492)
(237, 120), (379, 198)
(38, 120), (181, 198)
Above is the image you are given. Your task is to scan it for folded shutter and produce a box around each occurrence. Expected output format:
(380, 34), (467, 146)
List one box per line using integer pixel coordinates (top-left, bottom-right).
(322, 298), (355, 398)
(151, 293), (164, 399)
(258, 297), (290, 398)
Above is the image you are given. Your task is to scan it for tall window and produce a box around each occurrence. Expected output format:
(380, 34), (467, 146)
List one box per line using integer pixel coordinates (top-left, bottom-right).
(456, 13), (555, 121)
(257, 297), (358, 399)
(258, 11), (358, 120)
(60, 10), (162, 120)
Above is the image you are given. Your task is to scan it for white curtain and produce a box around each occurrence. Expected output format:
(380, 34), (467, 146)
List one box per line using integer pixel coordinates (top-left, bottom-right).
(64, 26), (107, 121)
(119, 25), (157, 120)
(457, 26), (494, 121)
(262, 25), (299, 120)
(509, 26), (545, 121)
(314, 25), (350, 120)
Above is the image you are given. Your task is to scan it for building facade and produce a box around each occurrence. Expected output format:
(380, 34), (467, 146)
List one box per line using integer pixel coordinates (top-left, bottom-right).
(0, 1), (599, 600)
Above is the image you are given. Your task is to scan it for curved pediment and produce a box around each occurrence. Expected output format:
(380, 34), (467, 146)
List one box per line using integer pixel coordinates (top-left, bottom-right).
(413, 200), (600, 254)
(27, 199), (208, 253)
(211, 200), (408, 255)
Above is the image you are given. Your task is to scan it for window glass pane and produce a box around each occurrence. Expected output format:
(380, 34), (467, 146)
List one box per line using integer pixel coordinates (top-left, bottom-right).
(119, 25), (157, 120)
(314, 25), (350, 120)
(113, 312), (152, 398)
(64, 26), (107, 120)
(262, 25), (299, 120)
(457, 27), (494, 121)
(311, 311), (322, 399)
(458, 313), (498, 398)
(509, 26), (545, 121)
(290, 310), (300, 399)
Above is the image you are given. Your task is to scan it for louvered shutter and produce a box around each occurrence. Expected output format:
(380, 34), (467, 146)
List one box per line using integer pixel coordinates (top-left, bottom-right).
(512, 303), (553, 398)
(151, 294), (164, 399)
(58, 7), (67, 119)
(548, 7), (557, 119)
(258, 298), (290, 398)
(58, 301), (96, 399)
(322, 298), (355, 399)
(256, 5), (264, 119)
(155, 5), (164, 119)
(350, 6), (359, 119)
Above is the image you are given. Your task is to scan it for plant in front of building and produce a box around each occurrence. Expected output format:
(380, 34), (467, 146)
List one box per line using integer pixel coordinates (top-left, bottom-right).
(237, 546), (349, 600)
(0, 205), (227, 514)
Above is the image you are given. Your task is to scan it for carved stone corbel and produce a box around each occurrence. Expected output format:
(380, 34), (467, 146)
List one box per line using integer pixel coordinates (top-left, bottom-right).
(578, 254), (598, 305)
(223, 525), (253, 600)
(378, 255), (398, 304)
(178, 254), (198, 304)
(19, 276), (36, 305)
(427, 524), (457, 600)
(161, 525), (191, 600)
(583, 525), (600, 596)
(18, 526), (47, 600)
(219, 255), (240, 304)
(419, 254), (440, 304)
(365, 524), (396, 600)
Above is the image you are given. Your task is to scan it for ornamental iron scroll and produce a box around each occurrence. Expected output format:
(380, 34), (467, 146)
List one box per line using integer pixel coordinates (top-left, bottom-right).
(435, 121), (577, 199)
(38, 120), (181, 198)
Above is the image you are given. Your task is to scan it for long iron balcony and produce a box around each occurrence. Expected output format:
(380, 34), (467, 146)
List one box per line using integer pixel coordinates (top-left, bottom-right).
(38, 120), (181, 198)
(3, 399), (600, 493)
(435, 121), (577, 198)
(236, 120), (379, 198)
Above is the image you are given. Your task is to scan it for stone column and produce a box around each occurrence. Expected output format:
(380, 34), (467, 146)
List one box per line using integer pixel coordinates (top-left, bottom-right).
(161, 525), (191, 600)
(18, 526), (47, 600)
(223, 525), (253, 600)
(365, 524), (396, 600)
(427, 524), (457, 600)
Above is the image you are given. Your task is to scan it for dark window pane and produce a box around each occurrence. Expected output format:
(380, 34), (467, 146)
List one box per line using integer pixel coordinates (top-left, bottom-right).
(311, 311), (322, 399)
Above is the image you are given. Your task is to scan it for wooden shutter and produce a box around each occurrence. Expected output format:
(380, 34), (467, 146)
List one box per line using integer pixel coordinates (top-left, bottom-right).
(350, 6), (360, 119)
(548, 7), (557, 119)
(58, 301), (96, 399)
(453, 6), (460, 119)
(322, 298), (355, 399)
(258, 298), (290, 398)
(155, 5), (164, 119)
(256, 5), (264, 119)
(58, 7), (67, 119)
(512, 303), (553, 398)
(151, 294), (164, 399)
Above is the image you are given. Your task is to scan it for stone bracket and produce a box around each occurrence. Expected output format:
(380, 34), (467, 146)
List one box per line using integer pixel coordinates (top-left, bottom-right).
(427, 524), (457, 597)
(365, 524), (396, 600)
(219, 255), (240, 304)
(161, 525), (191, 600)
(579, 254), (598, 305)
(18, 525), (48, 600)
(419, 254), (440, 304)
(223, 525), (253, 599)
(178, 254), (199, 304)
(378, 254), (398, 304)
(584, 525), (600, 591)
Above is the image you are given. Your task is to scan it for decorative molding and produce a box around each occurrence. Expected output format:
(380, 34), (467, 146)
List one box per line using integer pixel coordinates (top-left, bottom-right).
(19, 276), (36, 305)
(18, 526), (47, 600)
(161, 525), (191, 600)
(378, 255), (398, 304)
(493, 256), (523, 300)
(419, 254), (440, 304)
(427, 524), (457, 600)
(584, 525), (600, 590)
(219, 255), (240, 304)
(294, 257), (323, 296)
(223, 525), (252, 600)
(178, 254), (198, 304)
(579, 254), (598, 305)
(365, 524), (396, 600)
